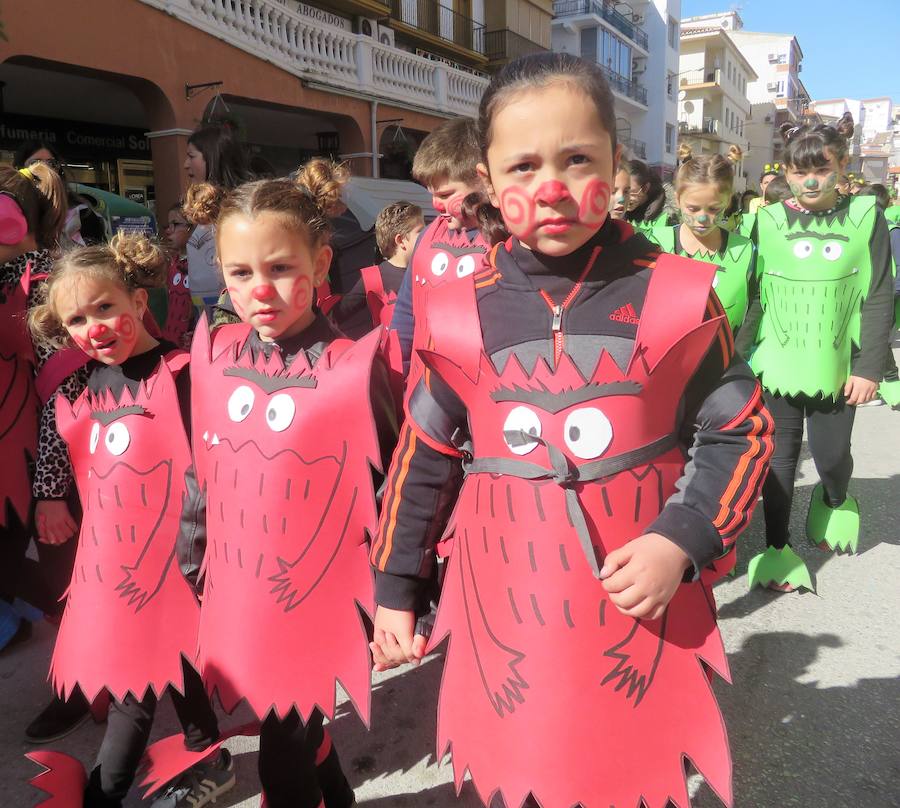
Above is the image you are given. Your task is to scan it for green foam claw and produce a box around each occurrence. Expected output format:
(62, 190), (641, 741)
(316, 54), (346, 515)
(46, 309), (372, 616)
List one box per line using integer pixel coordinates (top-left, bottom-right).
(806, 483), (859, 553)
(747, 546), (813, 591)
(878, 379), (900, 409)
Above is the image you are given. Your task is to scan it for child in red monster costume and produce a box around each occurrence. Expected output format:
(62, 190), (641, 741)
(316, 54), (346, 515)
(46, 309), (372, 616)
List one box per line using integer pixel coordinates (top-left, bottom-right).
(158, 201), (197, 347)
(389, 117), (491, 379)
(27, 234), (233, 808)
(0, 163), (73, 650)
(329, 201), (425, 339)
(370, 54), (774, 808)
(149, 166), (397, 808)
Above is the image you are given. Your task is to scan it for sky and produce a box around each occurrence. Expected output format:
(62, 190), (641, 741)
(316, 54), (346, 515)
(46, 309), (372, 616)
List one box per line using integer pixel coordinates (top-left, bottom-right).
(681, 0), (900, 103)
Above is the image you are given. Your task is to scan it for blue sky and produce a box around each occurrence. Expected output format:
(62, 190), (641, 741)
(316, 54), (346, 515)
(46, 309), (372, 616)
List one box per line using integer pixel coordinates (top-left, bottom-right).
(681, 0), (900, 102)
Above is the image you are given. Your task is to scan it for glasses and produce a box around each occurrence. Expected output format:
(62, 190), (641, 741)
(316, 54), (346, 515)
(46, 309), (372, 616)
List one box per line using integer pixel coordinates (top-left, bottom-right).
(166, 221), (190, 230)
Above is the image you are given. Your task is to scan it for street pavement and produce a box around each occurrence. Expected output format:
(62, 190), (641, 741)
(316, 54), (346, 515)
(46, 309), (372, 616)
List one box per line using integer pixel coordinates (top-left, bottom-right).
(2, 352), (898, 808)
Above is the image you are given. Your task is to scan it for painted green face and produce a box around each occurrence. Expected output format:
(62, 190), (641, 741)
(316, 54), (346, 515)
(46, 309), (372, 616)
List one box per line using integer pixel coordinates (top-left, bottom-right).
(785, 147), (844, 210)
(677, 184), (729, 238)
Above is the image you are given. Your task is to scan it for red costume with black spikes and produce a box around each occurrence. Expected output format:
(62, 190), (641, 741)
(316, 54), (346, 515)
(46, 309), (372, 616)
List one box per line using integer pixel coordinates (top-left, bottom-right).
(190, 322), (383, 722)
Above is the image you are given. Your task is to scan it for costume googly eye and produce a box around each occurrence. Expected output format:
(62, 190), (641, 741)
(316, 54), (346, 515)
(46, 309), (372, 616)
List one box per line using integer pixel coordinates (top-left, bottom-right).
(105, 422), (130, 457)
(431, 252), (449, 276)
(265, 393), (296, 433)
(563, 408), (612, 460)
(227, 385), (255, 422)
(502, 406), (542, 456)
(89, 422), (101, 455)
(792, 240), (813, 259)
(183, 275), (190, 289)
(822, 242), (843, 261)
(172, 272), (182, 286)
(456, 254), (476, 278)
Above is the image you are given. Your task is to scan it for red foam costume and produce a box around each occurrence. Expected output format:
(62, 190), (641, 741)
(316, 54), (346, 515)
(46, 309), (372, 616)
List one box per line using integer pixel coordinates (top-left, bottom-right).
(0, 262), (39, 530)
(50, 353), (199, 702)
(413, 253), (734, 808)
(190, 323), (382, 722)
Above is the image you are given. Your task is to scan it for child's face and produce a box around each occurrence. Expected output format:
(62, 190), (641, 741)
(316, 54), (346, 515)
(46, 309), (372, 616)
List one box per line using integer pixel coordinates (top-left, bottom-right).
(677, 184), (730, 238)
(428, 179), (476, 230)
(164, 211), (192, 253)
(785, 148), (846, 210)
(759, 173), (777, 196)
(218, 211), (332, 342)
(610, 169), (631, 220)
(480, 81), (619, 256)
(55, 274), (148, 366)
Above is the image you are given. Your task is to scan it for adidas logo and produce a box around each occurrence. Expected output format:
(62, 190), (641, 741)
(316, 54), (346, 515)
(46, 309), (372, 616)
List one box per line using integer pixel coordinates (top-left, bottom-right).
(609, 303), (640, 324)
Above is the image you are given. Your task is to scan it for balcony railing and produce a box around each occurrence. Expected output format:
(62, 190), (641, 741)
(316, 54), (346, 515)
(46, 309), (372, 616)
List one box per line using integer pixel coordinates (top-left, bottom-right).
(679, 67), (721, 87)
(390, 0), (485, 56)
(484, 28), (548, 63)
(136, 0), (487, 116)
(620, 136), (646, 159)
(552, 0), (649, 50)
(600, 65), (647, 106)
(679, 118), (721, 136)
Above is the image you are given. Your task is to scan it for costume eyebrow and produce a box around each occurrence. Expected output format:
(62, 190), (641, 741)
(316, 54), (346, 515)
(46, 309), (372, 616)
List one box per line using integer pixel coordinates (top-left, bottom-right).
(224, 367), (317, 393)
(491, 381), (641, 413)
(431, 242), (486, 258)
(91, 405), (147, 425)
(785, 232), (849, 242)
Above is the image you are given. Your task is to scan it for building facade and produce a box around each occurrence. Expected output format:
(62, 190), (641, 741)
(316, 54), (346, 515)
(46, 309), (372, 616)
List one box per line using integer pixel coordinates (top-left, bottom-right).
(681, 11), (808, 191)
(676, 23), (756, 190)
(552, 0), (681, 179)
(2, 0), (551, 214)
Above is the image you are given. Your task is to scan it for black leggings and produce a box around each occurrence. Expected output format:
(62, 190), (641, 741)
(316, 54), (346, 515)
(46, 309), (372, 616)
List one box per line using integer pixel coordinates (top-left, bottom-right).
(259, 708), (325, 808)
(762, 391), (856, 549)
(84, 661), (219, 807)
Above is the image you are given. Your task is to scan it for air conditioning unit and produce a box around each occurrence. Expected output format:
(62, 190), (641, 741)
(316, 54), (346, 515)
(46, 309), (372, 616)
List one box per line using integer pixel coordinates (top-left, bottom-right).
(377, 24), (396, 47)
(767, 81), (779, 91)
(767, 52), (778, 62)
(632, 12), (644, 24)
(632, 57), (647, 75)
(356, 16), (379, 38)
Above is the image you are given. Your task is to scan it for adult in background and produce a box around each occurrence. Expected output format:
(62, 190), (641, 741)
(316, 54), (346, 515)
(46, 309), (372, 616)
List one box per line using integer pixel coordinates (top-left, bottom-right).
(183, 122), (251, 310)
(625, 159), (668, 232)
(14, 140), (104, 247)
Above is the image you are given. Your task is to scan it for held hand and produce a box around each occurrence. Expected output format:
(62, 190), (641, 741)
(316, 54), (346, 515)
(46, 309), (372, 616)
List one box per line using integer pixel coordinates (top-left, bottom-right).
(844, 375), (877, 406)
(370, 605), (428, 672)
(35, 500), (78, 545)
(599, 533), (692, 621)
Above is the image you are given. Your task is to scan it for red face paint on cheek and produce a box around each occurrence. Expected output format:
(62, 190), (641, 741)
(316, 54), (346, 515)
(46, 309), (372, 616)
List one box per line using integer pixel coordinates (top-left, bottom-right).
(447, 195), (464, 221)
(499, 186), (537, 238)
(72, 334), (92, 353)
(114, 314), (137, 342)
(577, 179), (611, 227)
(291, 277), (313, 312)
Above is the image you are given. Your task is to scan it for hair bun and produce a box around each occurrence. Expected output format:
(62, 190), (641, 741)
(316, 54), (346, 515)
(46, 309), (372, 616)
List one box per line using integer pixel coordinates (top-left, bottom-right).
(726, 144), (743, 164)
(184, 182), (226, 226)
(109, 232), (166, 288)
(677, 143), (693, 163)
(294, 159), (350, 217)
(780, 122), (804, 143)
(835, 111), (855, 139)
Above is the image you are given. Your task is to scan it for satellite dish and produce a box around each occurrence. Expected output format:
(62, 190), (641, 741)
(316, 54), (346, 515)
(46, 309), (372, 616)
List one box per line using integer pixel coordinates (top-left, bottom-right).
(678, 90), (687, 101)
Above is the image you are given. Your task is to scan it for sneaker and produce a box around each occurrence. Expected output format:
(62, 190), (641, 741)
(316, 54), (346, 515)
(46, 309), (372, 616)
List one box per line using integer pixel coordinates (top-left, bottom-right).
(24, 691), (92, 744)
(857, 398), (884, 407)
(150, 749), (236, 808)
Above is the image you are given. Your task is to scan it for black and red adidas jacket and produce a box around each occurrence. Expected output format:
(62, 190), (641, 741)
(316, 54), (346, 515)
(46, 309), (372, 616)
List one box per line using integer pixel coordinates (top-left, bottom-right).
(370, 219), (772, 611)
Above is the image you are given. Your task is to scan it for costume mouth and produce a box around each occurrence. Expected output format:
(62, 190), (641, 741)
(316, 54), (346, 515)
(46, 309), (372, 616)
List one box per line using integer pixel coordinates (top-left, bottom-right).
(202, 435), (345, 546)
(765, 267), (860, 283)
(84, 460), (172, 552)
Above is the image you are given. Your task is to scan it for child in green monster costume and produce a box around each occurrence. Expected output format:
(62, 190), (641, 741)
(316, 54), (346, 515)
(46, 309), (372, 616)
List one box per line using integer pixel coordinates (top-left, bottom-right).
(649, 143), (753, 335)
(746, 113), (895, 591)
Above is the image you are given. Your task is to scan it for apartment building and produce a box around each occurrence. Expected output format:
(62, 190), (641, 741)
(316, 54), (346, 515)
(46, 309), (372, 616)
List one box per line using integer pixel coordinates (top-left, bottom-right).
(3, 0), (549, 212)
(552, 0), (682, 179)
(681, 11), (808, 189)
(676, 23), (755, 190)
(810, 97), (896, 183)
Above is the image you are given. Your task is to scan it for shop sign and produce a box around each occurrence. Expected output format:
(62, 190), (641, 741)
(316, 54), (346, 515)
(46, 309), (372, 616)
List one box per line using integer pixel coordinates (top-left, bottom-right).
(274, 1), (350, 30)
(0, 114), (151, 158)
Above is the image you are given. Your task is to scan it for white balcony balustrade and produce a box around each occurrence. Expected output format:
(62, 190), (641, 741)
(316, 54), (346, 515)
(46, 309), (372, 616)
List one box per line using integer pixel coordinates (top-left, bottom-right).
(139, 0), (488, 115)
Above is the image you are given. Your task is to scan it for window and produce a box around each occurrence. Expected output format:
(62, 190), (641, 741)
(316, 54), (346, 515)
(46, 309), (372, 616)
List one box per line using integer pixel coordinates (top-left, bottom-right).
(666, 123), (675, 153)
(580, 26), (598, 63)
(668, 17), (678, 49)
(667, 72), (676, 99)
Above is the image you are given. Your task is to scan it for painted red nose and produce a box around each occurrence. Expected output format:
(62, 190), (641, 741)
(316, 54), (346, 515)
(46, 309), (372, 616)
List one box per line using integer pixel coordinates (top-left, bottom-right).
(252, 284), (276, 301)
(88, 324), (109, 340)
(535, 180), (572, 206)
(432, 198), (447, 214)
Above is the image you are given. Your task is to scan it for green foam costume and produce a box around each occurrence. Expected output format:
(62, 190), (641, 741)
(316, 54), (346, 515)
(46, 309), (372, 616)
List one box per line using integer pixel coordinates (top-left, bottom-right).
(649, 224), (753, 333)
(747, 546), (813, 591)
(750, 196), (878, 400)
(884, 205), (900, 228)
